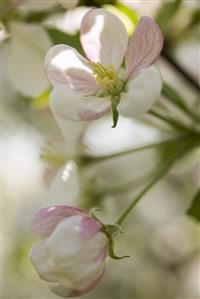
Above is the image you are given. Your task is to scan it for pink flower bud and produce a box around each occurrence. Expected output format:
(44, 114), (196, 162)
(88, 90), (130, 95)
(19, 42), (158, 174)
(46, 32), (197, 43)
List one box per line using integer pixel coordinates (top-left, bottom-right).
(29, 205), (108, 297)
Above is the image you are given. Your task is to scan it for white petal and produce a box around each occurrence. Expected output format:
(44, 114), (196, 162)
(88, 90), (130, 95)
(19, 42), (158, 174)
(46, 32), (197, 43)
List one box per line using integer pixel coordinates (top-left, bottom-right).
(49, 284), (74, 297)
(45, 215), (107, 287)
(118, 65), (162, 117)
(52, 115), (87, 155)
(7, 22), (52, 97)
(44, 7), (90, 36)
(50, 84), (110, 122)
(45, 44), (98, 95)
(80, 9), (128, 69)
(29, 241), (57, 282)
(48, 161), (80, 205)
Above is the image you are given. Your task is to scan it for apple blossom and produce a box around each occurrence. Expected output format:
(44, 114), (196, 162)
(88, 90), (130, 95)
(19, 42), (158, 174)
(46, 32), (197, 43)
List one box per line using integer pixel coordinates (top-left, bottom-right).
(29, 205), (108, 297)
(45, 9), (164, 127)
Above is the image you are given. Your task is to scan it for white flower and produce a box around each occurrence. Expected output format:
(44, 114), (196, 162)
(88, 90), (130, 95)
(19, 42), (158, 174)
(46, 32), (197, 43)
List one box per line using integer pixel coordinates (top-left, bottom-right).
(45, 9), (163, 127)
(29, 205), (108, 297)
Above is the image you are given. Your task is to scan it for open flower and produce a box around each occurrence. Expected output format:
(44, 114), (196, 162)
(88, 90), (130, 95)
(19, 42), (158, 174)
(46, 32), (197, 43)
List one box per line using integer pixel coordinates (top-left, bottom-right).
(45, 9), (163, 127)
(29, 205), (108, 297)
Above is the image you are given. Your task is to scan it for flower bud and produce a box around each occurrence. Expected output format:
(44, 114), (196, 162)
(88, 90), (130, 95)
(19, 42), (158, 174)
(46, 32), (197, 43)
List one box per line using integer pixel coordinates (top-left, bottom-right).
(29, 205), (108, 297)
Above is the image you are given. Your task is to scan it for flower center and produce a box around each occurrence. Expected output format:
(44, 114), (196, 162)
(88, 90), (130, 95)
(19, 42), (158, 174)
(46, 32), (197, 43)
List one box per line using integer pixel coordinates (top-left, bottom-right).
(91, 63), (125, 96)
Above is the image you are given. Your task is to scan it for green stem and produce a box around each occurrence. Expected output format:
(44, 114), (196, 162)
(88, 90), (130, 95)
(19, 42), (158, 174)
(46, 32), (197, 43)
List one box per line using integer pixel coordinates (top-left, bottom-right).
(162, 83), (200, 123)
(116, 140), (190, 226)
(80, 139), (179, 166)
(149, 109), (189, 131)
(161, 48), (200, 93)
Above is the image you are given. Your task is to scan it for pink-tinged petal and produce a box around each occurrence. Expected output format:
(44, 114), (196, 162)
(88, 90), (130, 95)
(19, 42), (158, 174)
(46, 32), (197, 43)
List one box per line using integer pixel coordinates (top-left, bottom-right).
(50, 84), (110, 121)
(95, 246), (108, 262)
(125, 16), (163, 79)
(80, 216), (102, 238)
(44, 44), (98, 95)
(30, 205), (84, 237)
(118, 65), (162, 117)
(80, 9), (128, 69)
(50, 268), (105, 297)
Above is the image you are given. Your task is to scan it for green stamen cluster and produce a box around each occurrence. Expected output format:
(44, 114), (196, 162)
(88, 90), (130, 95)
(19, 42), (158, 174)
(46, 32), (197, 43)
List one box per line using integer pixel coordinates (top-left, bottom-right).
(91, 62), (125, 128)
(92, 63), (125, 97)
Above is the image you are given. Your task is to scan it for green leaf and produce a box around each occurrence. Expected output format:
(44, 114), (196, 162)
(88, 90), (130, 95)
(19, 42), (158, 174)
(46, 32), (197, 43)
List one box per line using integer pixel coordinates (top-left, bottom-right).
(187, 190), (200, 222)
(47, 28), (84, 55)
(155, 0), (183, 33)
(116, 2), (139, 25)
(31, 88), (51, 110)
(189, 9), (200, 28)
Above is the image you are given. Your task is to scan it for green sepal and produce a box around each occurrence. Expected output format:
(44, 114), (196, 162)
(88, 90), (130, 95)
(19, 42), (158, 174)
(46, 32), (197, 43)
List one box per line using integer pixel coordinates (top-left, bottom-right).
(111, 97), (120, 128)
(90, 207), (102, 221)
(108, 236), (130, 260)
(90, 208), (130, 260)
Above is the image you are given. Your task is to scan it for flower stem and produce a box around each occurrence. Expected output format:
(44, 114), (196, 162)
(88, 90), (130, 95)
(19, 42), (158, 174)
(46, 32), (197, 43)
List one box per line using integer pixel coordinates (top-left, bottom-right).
(149, 109), (189, 131)
(161, 49), (200, 93)
(80, 139), (180, 166)
(116, 140), (190, 226)
(162, 83), (200, 123)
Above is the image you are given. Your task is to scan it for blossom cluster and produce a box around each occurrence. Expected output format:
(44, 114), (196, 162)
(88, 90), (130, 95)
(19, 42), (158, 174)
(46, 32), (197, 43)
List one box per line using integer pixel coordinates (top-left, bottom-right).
(29, 8), (164, 298)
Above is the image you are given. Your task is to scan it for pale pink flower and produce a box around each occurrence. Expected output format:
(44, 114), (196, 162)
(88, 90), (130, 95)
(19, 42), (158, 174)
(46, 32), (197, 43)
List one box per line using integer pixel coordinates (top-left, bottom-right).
(29, 205), (108, 297)
(45, 9), (163, 127)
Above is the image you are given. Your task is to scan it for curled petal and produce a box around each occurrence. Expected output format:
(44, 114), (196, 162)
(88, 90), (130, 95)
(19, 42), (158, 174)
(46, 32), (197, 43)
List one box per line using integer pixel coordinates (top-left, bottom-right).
(49, 269), (104, 298)
(125, 16), (163, 78)
(44, 45), (98, 95)
(118, 66), (162, 117)
(50, 84), (110, 121)
(80, 9), (128, 69)
(30, 205), (84, 237)
(95, 246), (108, 262)
(49, 284), (76, 298)
(80, 216), (102, 238)
(29, 241), (57, 282)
